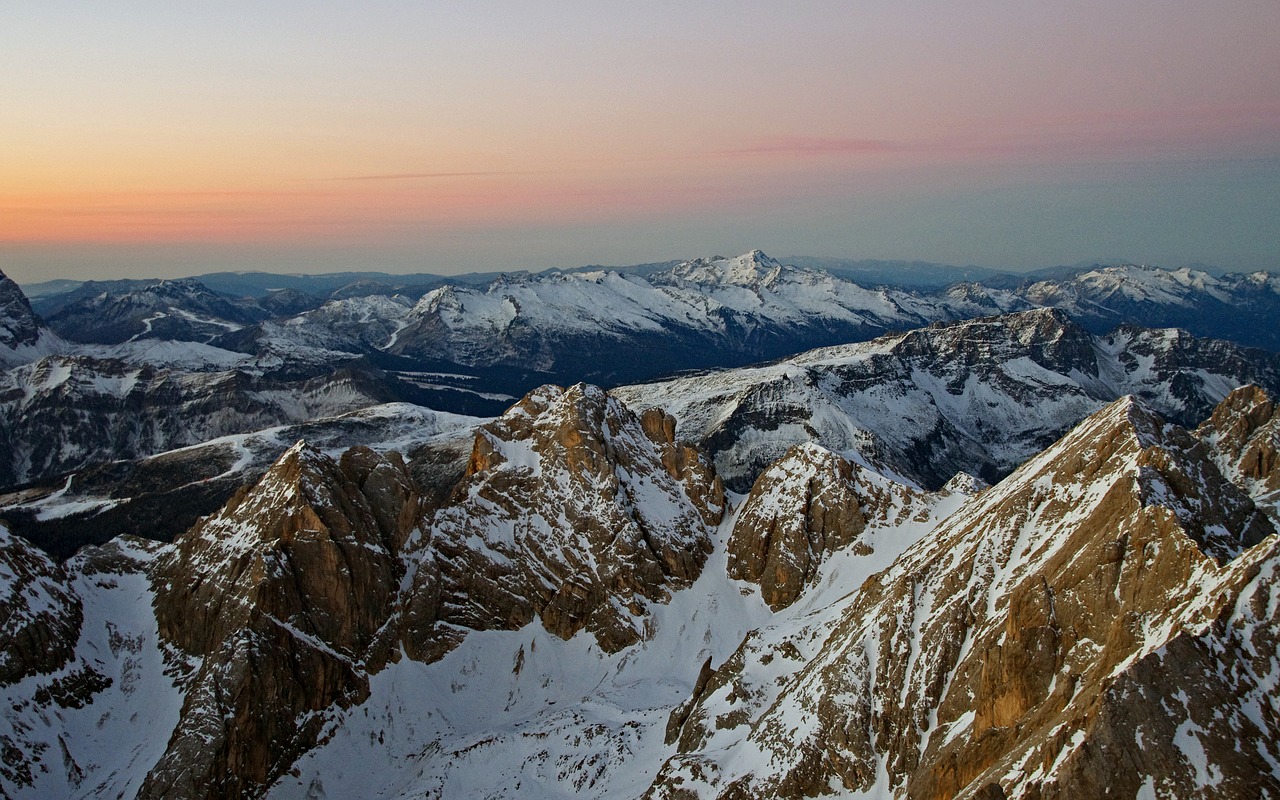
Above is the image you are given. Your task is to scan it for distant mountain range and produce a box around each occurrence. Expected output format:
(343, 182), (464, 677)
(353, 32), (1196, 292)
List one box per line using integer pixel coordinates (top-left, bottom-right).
(20, 252), (1280, 360)
(18, 255), (1250, 301)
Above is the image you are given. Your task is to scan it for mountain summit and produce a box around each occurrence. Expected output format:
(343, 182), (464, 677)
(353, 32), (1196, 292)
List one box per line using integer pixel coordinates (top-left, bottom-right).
(0, 269), (64, 367)
(659, 250), (786, 287)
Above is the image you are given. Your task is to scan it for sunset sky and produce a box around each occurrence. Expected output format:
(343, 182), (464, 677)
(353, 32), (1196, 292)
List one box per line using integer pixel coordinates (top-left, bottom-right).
(3, 1), (1279, 282)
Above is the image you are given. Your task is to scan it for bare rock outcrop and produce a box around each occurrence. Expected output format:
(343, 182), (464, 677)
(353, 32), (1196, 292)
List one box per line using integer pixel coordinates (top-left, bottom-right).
(728, 442), (945, 611)
(727, 443), (870, 610)
(1198, 383), (1280, 498)
(402, 384), (721, 660)
(142, 441), (413, 800)
(0, 525), (82, 687)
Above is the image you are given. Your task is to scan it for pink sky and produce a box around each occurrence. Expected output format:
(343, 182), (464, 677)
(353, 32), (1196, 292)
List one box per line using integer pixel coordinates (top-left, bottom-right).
(2, 2), (1278, 280)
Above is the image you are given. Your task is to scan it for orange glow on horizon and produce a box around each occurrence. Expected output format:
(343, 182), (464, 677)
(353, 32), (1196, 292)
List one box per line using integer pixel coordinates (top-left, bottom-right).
(0, 168), (796, 244)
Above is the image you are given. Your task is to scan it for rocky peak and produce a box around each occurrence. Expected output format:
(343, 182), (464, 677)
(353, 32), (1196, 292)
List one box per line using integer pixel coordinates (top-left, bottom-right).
(144, 440), (410, 799)
(650, 395), (1280, 799)
(0, 269), (42, 350)
(727, 442), (948, 611)
(154, 438), (405, 655)
(403, 383), (720, 659)
(727, 443), (871, 610)
(1197, 384), (1280, 497)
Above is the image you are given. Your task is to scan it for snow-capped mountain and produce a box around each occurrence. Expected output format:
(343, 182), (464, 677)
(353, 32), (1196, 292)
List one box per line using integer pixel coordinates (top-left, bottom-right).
(0, 355), (396, 489)
(20, 255), (1280, 381)
(199, 253), (1280, 390)
(6, 252), (1280, 800)
(614, 308), (1280, 491)
(388, 251), (1030, 378)
(0, 269), (67, 368)
(1019, 263), (1280, 350)
(215, 251), (1027, 384)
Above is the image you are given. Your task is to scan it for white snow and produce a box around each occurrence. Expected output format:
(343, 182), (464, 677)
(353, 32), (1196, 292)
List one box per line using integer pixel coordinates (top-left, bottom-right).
(0, 538), (183, 800)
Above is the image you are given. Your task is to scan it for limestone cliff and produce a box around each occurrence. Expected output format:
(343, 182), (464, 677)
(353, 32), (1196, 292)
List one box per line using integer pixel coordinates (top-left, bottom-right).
(402, 384), (722, 660)
(143, 442), (415, 800)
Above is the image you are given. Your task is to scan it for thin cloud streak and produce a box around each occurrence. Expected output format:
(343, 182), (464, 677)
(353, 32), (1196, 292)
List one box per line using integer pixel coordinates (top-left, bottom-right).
(719, 137), (902, 157)
(325, 171), (537, 182)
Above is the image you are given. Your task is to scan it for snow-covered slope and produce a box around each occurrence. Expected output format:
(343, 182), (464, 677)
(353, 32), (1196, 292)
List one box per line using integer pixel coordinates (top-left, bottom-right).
(613, 308), (1280, 491)
(0, 533), (178, 800)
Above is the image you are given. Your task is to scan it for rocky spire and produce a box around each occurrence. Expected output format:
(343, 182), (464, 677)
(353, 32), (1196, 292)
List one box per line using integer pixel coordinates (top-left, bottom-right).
(143, 441), (416, 800)
(0, 269), (43, 351)
(727, 443), (873, 610)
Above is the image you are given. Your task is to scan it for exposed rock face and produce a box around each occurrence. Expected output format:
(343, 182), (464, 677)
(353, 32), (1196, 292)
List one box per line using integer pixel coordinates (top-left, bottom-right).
(639, 406), (726, 529)
(650, 396), (1280, 799)
(727, 443), (872, 610)
(615, 308), (1280, 491)
(0, 524), (82, 686)
(0, 269), (64, 370)
(1198, 383), (1280, 498)
(402, 384), (722, 660)
(0, 270), (42, 352)
(143, 441), (415, 800)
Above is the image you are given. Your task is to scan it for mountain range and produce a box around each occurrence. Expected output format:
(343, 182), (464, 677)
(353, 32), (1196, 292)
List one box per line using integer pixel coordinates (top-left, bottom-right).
(2, 252), (1280, 799)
